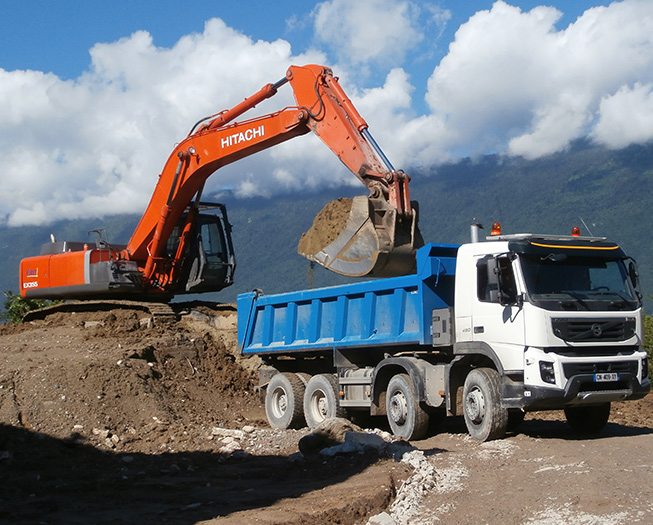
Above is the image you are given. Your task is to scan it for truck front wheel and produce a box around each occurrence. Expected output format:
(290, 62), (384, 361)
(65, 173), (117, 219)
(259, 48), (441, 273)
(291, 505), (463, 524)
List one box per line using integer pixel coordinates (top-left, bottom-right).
(462, 368), (508, 442)
(303, 374), (346, 428)
(265, 373), (306, 430)
(564, 403), (611, 434)
(386, 374), (429, 440)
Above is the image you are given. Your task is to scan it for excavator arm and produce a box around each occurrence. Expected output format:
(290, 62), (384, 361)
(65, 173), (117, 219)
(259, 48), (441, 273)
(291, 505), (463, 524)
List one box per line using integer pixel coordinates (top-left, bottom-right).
(20, 64), (421, 301)
(289, 65), (413, 218)
(287, 65), (421, 276)
(124, 81), (309, 288)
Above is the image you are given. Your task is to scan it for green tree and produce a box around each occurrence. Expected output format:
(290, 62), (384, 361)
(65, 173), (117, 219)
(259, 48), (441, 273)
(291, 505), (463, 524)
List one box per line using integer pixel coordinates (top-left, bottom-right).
(1, 290), (58, 324)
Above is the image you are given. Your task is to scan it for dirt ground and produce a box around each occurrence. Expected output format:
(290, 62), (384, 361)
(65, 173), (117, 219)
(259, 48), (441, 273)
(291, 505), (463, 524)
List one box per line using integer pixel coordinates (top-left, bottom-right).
(0, 303), (651, 524)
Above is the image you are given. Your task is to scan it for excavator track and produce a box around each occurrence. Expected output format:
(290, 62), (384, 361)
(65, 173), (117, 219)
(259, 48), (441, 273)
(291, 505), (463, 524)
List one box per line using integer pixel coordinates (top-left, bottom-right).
(22, 300), (178, 323)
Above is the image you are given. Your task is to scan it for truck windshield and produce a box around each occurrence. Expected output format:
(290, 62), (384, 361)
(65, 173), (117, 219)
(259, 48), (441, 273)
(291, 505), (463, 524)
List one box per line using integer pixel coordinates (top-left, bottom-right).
(519, 254), (640, 311)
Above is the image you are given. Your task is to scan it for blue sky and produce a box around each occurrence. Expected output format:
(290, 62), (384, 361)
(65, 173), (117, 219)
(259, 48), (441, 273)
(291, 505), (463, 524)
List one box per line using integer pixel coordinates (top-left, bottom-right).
(1, 0), (652, 226)
(1, 0), (612, 98)
(1, 1), (606, 78)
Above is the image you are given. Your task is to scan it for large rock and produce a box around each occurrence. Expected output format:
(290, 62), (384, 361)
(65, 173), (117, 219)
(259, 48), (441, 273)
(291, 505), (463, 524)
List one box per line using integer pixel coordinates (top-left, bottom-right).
(298, 418), (362, 457)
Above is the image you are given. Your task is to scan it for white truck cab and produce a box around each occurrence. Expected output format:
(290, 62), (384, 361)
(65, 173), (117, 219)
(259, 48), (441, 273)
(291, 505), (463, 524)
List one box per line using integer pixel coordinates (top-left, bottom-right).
(450, 230), (649, 439)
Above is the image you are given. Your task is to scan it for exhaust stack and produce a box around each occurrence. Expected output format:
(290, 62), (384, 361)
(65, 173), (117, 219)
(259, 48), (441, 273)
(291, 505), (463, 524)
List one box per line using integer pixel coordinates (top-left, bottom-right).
(470, 222), (483, 243)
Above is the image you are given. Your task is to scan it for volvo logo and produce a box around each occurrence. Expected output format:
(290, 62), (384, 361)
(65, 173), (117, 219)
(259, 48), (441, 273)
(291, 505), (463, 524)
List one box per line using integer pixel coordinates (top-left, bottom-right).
(591, 323), (603, 337)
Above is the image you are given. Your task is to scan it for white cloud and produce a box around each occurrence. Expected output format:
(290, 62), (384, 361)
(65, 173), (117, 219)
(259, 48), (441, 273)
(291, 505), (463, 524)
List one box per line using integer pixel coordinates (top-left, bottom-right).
(312, 0), (423, 69)
(0, 19), (326, 226)
(422, 0), (653, 160)
(3, 1), (653, 227)
(342, 68), (426, 167)
(590, 83), (653, 149)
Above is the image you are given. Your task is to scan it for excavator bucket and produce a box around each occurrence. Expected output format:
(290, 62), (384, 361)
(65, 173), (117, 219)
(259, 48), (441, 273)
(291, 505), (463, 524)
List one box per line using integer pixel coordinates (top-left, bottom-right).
(298, 196), (424, 277)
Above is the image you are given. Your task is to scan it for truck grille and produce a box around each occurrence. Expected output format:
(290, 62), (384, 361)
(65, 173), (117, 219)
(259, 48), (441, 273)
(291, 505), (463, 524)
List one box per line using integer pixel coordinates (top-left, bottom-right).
(563, 360), (638, 378)
(552, 318), (636, 343)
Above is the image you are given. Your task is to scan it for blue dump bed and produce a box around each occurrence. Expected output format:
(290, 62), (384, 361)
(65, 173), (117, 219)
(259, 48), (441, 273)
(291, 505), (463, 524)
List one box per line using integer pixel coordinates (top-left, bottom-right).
(237, 243), (459, 355)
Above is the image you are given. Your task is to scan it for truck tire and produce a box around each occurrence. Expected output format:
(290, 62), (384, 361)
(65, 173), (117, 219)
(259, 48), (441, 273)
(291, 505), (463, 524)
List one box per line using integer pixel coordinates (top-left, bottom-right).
(303, 374), (346, 429)
(462, 368), (508, 442)
(564, 403), (611, 434)
(265, 373), (306, 430)
(386, 374), (429, 440)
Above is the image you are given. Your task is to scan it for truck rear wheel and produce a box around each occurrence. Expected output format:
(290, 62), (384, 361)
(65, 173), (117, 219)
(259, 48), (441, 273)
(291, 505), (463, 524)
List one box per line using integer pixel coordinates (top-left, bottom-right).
(462, 368), (508, 442)
(564, 403), (611, 434)
(386, 374), (429, 440)
(265, 373), (306, 430)
(303, 374), (346, 429)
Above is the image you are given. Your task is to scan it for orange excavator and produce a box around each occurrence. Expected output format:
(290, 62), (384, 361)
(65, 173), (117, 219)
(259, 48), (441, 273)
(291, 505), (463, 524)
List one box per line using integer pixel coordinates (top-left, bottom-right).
(19, 64), (422, 301)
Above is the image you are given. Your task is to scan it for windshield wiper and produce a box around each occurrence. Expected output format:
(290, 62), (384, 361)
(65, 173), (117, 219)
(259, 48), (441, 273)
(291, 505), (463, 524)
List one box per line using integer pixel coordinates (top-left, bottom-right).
(559, 290), (591, 311)
(587, 290), (635, 309)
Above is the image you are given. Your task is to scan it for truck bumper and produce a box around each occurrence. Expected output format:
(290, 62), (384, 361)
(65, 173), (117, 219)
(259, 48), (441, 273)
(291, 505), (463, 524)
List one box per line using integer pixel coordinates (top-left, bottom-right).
(515, 373), (650, 410)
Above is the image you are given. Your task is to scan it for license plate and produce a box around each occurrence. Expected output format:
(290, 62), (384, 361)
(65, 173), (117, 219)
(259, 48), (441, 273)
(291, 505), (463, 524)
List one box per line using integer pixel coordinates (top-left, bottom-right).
(594, 372), (619, 382)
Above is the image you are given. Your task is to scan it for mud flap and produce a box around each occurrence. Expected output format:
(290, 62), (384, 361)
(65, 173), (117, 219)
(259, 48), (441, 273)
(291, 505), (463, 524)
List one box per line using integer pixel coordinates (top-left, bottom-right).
(298, 195), (423, 277)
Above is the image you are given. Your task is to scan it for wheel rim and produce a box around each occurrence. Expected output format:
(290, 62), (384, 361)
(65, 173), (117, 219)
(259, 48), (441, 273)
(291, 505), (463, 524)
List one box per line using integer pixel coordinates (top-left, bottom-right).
(309, 390), (329, 423)
(388, 389), (409, 426)
(270, 387), (287, 419)
(465, 386), (486, 424)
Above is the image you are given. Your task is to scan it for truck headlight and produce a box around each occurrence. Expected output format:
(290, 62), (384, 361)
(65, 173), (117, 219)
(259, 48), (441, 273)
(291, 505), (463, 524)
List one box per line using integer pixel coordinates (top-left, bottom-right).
(539, 361), (556, 384)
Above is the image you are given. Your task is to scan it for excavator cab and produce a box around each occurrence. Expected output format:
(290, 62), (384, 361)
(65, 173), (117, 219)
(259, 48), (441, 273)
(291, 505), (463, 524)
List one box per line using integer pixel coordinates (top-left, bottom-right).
(167, 203), (236, 294)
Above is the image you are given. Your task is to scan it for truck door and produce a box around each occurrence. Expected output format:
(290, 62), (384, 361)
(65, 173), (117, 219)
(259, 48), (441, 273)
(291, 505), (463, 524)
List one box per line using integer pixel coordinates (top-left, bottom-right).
(472, 255), (525, 364)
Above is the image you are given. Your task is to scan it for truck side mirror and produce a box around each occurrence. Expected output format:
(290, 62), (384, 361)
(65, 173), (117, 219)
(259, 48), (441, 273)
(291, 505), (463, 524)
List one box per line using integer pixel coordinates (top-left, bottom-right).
(493, 255), (520, 307)
(479, 255), (521, 306)
(628, 260), (639, 289)
(486, 259), (500, 303)
(486, 259), (499, 284)
(498, 289), (518, 307)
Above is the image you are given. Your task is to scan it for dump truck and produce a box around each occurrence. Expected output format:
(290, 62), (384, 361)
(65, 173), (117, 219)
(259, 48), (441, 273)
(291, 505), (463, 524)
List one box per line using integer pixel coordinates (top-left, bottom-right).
(238, 224), (650, 441)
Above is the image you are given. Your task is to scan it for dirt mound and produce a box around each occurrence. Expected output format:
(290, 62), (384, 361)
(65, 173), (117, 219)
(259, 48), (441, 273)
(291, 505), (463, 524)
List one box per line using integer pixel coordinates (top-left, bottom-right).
(0, 306), (262, 453)
(298, 197), (352, 256)
(0, 304), (402, 524)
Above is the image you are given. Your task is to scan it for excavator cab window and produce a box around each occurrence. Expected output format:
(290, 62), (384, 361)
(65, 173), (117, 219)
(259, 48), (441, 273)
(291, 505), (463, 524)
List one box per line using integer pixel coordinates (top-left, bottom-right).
(199, 219), (225, 264)
(164, 204), (235, 294)
(165, 211), (229, 264)
(166, 225), (183, 258)
(186, 212), (235, 292)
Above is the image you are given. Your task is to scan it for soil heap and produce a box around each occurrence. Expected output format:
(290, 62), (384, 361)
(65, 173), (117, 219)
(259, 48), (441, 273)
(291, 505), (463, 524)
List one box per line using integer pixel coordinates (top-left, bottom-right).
(297, 197), (352, 256)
